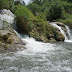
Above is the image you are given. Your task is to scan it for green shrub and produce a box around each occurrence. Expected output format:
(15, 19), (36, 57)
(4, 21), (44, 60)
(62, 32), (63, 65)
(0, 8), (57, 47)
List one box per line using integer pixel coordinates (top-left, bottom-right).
(12, 5), (35, 33)
(13, 5), (34, 19)
(36, 13), (47, 21)
(33, 19), (46, 34)
(16, 16), (29, 33)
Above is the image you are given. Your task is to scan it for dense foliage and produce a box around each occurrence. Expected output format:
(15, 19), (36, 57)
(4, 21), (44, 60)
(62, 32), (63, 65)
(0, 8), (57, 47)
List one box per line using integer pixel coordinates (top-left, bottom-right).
(0, 0), (14, 9)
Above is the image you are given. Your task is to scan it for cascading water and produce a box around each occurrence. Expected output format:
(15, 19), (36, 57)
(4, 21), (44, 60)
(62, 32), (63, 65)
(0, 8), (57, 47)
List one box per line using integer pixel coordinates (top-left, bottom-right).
(65, 25), (72, 40)
(14, 30), (55, 53)
(50, 23), (72, 42)
(0, 30), (72, 72)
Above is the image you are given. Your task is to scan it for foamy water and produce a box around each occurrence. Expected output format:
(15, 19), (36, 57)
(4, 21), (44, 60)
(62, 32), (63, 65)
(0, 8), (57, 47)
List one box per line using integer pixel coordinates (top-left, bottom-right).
(0, 37), (72, 72)
(0, 27), (72, 72)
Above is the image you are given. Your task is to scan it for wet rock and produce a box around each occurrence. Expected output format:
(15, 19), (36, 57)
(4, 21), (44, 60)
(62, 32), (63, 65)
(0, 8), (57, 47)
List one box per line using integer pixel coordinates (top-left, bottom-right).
(49, 38), (56, 42)
(0, 30), (26, 53)
(55, 31), (65, 41)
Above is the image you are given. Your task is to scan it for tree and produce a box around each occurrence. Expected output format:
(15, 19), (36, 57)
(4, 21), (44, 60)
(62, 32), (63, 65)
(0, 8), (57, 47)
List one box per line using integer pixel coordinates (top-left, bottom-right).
(30, 0), (44, 5)
(46, 1), (63, 21)
(14, 0), (25, 6)
(27, 3), (41, 15)
(14, 1), (22, 5)
(0, 0), (14, 9)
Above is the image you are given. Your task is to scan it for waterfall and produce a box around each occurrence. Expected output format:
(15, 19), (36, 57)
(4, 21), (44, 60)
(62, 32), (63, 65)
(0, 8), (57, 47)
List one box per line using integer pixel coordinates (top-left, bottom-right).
(65, 25), (72, 40)
(50, 23), (72, 42)
(50, 23), (68, 41)
(14, 22), (72, 45)
(14, 30), (55, 53)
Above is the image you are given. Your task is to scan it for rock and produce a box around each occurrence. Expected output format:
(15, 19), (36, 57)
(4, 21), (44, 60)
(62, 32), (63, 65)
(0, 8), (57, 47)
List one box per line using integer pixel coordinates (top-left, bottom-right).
(0, 30), (25, 53)
(55, 22), (70, 39)
(0, 9), (26, 53)
(49, 22), (69, 39)
(0, 9), (16, 30)
(55, 31), (65, 41)
(55, 22), (65, 27)
(49, 38), (56, 42)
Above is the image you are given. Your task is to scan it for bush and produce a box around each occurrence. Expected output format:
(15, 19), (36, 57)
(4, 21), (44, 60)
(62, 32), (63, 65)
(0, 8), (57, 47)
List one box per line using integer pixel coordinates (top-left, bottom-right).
(33, 19), (46, 34)
(16, 16), (29, 33)
(36, 13), (47, 21)
(13, 5), (34, 20)
(12, 5), (34, 33)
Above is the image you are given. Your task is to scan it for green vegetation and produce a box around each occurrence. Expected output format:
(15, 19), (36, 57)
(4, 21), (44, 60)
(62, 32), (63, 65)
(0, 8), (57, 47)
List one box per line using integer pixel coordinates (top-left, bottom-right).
(0, 0), (72, 42)
(0, 0), (14, 10)
(12, 5), (34, 33)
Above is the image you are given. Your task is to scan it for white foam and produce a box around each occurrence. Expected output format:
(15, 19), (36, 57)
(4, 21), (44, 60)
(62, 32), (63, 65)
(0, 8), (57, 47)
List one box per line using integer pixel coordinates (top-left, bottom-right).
(20, 37), (55, 53)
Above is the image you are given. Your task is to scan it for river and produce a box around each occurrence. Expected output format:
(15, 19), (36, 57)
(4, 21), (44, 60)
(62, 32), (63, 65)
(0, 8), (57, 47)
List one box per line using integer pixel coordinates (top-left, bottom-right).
(0, 35), (72, 72)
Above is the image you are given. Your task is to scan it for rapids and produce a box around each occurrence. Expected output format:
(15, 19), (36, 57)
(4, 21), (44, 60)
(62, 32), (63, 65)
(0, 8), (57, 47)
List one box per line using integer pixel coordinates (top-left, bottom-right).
(0, 24), (72, 72)
(0, 31), (72, 72)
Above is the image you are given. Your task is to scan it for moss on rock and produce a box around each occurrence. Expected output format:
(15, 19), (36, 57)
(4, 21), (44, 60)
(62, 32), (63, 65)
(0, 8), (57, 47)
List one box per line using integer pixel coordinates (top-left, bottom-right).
(0, 30), (22, 44)
(28, 19), (65, 42)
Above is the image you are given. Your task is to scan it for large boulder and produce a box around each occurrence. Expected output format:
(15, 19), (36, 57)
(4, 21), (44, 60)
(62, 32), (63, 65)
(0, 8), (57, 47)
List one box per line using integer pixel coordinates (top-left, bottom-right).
(0, 30), (25, 53)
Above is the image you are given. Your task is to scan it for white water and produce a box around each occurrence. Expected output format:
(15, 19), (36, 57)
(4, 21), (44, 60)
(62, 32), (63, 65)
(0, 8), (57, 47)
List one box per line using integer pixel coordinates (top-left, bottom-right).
(0, 31), (72, 72)
(50, 23), (72, 42)
(14, 30), (55, 53)
(0, 9), (15, 24)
